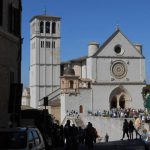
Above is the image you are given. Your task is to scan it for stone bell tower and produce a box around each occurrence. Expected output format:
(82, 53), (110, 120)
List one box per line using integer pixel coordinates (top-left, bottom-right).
(29, 15), (61, 108)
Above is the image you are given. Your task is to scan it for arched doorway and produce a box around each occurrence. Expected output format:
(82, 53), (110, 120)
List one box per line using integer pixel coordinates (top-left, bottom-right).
(109, 86), (131, 110)
(79, 105), (83, 113)
(119, 95), (125, 109)
(110, 96), (117, 109)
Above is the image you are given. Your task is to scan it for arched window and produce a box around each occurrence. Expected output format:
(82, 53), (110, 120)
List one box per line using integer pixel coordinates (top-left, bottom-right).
(79, 105), (83, 113)
(52, 22), (56, 34)
(40, 21), (44, 33)
(46, 22), (50, 33)
(70, 80), (74, 89)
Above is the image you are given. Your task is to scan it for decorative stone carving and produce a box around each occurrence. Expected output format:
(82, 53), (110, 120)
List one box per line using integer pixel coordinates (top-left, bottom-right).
(111, 61), (127, 79)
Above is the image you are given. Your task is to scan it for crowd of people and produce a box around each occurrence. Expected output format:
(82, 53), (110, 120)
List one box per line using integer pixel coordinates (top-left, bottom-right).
(88, 108), (150, 122)
(66, 108), (150, 124)
(66, 110), (80, 118)
(50, 120), (98, 150)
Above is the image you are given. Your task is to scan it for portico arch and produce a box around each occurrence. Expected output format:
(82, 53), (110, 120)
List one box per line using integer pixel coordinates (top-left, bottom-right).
(109, 86), (131, 109)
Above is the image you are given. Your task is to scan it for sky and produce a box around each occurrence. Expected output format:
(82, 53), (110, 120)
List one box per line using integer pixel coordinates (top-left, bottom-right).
(22, 0), (150, 87)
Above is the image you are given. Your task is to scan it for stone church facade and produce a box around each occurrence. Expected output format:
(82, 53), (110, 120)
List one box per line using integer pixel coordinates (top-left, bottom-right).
(29, 15), (146, 123)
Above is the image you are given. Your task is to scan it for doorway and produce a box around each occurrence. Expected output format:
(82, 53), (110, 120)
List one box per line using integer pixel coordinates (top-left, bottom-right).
(110, 96), (117, 109)
(119, 95), (125, 109)
(79, 105), (83, 113)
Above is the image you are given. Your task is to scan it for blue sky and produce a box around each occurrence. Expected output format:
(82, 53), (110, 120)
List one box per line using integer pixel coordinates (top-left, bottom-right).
(22, 0), (150, 87)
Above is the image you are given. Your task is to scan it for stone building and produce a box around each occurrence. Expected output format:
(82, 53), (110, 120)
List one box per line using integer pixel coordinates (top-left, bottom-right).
(59, 29), (146, 122)
(22, 88), (30, 106)
(0, 0), (22, 127)
(29, 15), (61, 108)
(29, 15), (146, 123)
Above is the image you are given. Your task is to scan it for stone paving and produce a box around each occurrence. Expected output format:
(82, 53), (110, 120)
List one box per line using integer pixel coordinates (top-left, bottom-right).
(51, 139), (147, 150)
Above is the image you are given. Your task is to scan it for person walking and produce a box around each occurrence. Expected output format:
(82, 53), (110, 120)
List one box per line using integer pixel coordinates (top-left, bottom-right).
(85, 122), (96, 150)
(105, 133), (109, 142)
(121, 119), (129, 140)
(64, 120), (72, 150)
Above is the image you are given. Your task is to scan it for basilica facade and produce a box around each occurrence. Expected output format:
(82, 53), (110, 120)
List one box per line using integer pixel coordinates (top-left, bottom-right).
(29, 15), (146, 123)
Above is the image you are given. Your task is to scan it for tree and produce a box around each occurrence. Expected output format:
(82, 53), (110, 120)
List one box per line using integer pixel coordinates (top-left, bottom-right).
(142, 85), (150, 109)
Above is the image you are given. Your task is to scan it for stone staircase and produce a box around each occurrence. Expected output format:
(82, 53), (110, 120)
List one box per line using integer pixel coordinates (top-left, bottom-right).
(93, 139), (146, 150)
(61, 116), (85, 128)
(75, 118), (85, 128)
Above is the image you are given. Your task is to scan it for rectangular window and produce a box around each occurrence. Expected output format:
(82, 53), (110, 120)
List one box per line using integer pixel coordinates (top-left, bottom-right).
(41, 41), (44, 48)
(13, 8), (21, 36)
(43, 41), (44, 48)
(46, 41), (50, 48)
(46, 41), (48, 48)
(41, 41), (43, 48)
(8, 4), (21, 36)
(53, 41), (55, 48)
(0, 0), (3, 26)
(8, 4), (13, 32)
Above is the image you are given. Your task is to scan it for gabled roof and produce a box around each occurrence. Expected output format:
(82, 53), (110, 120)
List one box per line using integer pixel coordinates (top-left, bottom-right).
(93, 29), (120, 57)
(93, 28), (144, 58)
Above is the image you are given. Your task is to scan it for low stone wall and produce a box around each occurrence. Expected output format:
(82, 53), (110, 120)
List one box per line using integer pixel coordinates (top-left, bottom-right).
(81, 115), (136, 141)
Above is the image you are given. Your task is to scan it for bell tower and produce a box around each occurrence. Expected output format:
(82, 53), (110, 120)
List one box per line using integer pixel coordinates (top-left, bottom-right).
(29, 15), (61, 108)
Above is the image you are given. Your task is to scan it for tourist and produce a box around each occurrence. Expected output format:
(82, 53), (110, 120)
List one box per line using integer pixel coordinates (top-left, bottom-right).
(71, 124), (79, 150)
(128, 120), (134, 140)
(85, 122), (96, 149)
(64, 120), (72, 150)
(105, 133), (109, 142)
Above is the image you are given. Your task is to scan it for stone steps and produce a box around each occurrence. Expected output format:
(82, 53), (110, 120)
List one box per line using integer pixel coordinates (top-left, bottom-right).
(75, 118), (85, 128)
(78, 139), (146, 150)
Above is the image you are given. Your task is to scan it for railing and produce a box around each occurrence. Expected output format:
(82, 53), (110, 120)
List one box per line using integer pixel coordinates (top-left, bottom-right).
(39, 88), (61, 106)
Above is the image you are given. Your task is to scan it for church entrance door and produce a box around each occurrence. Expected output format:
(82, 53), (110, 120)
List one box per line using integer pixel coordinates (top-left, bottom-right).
(110, 96), (117, 109)
(119, 95), (125, 109)
(109, 86), (131, 110)
(79, 105), (83, 113)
